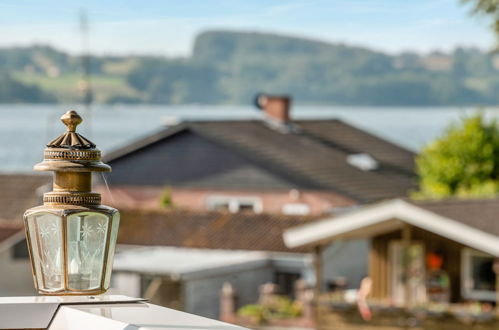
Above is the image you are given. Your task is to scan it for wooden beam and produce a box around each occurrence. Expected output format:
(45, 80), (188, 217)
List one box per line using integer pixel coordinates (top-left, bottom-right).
(368, 239), (378, 298)
(496, 272), (499, 317)
(494, 259), (499, 317)
(143, 277), (163, 301)
(313, 245), (323, 326)
(402, 224), (412, 243)
(402, 224), (412, 308)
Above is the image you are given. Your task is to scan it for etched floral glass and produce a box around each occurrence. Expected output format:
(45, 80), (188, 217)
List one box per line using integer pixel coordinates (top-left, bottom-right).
(26, 212), (64, 292)
(103, 212), (120, 289)
(67, 212), (109, 291)
(25, 209), (119, 294)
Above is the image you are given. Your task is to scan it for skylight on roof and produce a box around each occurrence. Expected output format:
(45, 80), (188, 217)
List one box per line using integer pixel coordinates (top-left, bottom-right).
(347, 153), (378, 171)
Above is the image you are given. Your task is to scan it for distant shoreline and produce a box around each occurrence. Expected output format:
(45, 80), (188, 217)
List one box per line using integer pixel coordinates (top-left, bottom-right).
(0, 104), (498, 173)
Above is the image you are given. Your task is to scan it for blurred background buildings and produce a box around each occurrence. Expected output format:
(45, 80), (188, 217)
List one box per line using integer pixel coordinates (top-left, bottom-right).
(2, 1), (499, 329)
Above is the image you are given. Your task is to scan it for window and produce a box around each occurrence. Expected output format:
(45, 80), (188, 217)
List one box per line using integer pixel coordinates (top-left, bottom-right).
(274, 271), (301, 297)
(210, 200), (231, 212)
(282, 203), (310, 215)
(238, 201), (257, 212)
(461, 248), (496, 301)
(346, 153), (378, 171)
(206, 196), (262, 213)
(389, 241), (426, 306)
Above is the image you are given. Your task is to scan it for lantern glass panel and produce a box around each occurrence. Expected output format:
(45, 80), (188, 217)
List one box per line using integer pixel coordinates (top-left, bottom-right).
(26, 212), (64, 292)
(67, 212), (109, 291)
(104, 212), (120, 289)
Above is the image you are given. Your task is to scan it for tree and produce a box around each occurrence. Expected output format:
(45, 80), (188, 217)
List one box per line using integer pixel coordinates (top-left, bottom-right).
(127, 59), (223, 104)
(415, 113), (499, 198)
(463, 0), (499, 37)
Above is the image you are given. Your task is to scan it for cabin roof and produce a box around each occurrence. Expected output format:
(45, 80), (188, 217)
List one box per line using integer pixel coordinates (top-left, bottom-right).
(413, 198), (499, 235)
(283, 198), (499, 257)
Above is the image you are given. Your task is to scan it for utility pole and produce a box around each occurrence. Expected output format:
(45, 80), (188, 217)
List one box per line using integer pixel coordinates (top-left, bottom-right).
(79, 9), (93, 138)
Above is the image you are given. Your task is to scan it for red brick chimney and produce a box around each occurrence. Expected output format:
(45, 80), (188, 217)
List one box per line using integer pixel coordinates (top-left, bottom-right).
(256, 94), (291, 124)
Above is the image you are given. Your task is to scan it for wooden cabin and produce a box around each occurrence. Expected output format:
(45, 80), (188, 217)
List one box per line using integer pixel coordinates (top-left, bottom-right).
(284, 199), (499, 308)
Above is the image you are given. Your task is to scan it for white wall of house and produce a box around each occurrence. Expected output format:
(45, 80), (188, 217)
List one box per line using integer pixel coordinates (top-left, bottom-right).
(112, 265), (276, 319)
(183, 264), (275, 319)
(183, 257), (313, 319)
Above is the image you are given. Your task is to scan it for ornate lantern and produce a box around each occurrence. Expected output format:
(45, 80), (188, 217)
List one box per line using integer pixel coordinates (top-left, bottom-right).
(24, 110), (119, 295)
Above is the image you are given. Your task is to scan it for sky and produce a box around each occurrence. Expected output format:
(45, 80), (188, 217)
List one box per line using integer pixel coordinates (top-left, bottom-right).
(0, 0), (495, 57)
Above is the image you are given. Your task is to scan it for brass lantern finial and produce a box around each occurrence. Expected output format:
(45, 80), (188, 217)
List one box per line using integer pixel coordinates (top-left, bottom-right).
(46, 110), (96, 149)
(61, 110), (82, 132)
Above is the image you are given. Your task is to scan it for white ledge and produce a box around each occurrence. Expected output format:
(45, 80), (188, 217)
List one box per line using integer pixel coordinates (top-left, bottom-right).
(0, 296), (247, 330)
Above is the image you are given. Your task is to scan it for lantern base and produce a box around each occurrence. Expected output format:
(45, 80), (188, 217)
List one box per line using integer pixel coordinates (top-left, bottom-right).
(0, 295), (145, 305)
(37, 288), (108, 296)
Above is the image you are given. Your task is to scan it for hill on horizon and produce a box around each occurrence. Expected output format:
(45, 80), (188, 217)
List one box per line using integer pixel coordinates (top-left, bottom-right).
(2, 30), (499, 106)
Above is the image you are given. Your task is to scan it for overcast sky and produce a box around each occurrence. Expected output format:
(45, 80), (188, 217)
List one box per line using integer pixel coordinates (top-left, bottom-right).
(0, 0), (495, 56)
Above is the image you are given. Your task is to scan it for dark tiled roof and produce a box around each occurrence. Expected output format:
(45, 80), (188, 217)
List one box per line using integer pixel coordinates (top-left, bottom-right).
(0, 174), (50, 222)
(118, 208), (321, 253)
(413, 198), (499, 236)
(105, 129), (295, 190)
(297, 120), (414, 174)
(0, 221), (22, 244)
(0, 174), (50, 244)
(105, 119), (416, 203)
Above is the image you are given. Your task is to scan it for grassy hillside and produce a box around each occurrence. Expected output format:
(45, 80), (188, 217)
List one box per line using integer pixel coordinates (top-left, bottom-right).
(3, 31), (499, 105)
(12, 72), (140, 104)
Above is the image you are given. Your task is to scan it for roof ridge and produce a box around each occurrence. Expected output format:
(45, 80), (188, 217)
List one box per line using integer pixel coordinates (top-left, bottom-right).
(103, 124), (189, 162)
(414, 197), (499, 206)
(122, 207), (322, 220)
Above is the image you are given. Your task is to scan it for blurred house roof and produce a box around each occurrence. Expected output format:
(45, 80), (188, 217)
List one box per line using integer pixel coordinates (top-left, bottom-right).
(0, 174), (49, 222)
(284, 198), (499, 257)
(104, 119), (415, 203)
(0, 224), (19, 242)
(118, 208), (321, 253)
(0, 174), (50, 245)
(113, 246), (310, 280)
(413, 198), (499, 236)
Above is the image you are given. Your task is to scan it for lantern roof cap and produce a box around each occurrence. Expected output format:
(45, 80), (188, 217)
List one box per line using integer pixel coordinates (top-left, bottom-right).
(34, 110), (111, 172)
(47, 110), (96, 149)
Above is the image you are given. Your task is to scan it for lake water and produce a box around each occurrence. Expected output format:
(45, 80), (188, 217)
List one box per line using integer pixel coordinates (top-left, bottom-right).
(1, 104), (498, 172)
